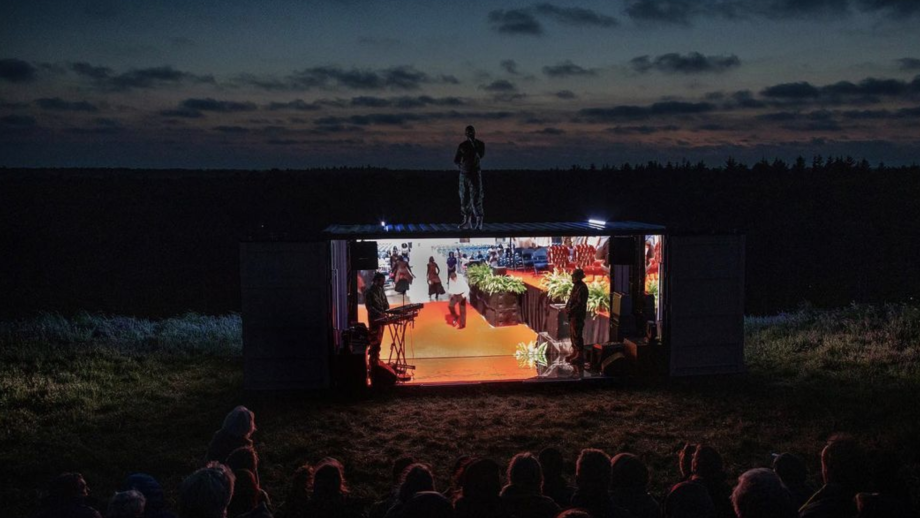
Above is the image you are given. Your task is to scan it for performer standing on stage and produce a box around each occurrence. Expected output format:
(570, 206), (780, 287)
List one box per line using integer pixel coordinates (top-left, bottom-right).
(447, 272), (468, 329)
(454, 125), (485, 230)
(365, 272), (389, 364)
(565, 269), (589, 371)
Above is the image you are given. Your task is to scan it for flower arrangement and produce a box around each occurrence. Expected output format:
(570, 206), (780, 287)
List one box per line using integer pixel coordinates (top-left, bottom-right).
(587, 280), (611, 317)
(515, 340), (548, 368)
(466, 263), (526, 295)
(540, 268), (573, 302)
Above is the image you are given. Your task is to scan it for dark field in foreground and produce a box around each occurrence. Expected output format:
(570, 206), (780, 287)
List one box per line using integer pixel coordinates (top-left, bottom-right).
(1, 305), (919, 515)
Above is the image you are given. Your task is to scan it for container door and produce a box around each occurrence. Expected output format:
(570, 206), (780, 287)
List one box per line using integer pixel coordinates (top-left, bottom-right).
(665, 235), (745, 376)
(240, 242), (330, 390)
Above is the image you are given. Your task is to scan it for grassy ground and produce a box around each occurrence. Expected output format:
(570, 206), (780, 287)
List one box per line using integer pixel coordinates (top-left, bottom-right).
(1, 306), (919, 515)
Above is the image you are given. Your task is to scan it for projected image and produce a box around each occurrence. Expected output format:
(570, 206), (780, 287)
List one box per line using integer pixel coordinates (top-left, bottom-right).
(352, 236), (648, 385)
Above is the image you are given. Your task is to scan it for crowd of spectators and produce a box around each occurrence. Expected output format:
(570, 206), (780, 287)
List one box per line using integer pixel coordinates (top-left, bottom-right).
(35, 406), (916, 518)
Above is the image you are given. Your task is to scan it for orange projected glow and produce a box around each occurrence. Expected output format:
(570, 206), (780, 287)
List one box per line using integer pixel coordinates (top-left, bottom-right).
(358, 301), (558, 384)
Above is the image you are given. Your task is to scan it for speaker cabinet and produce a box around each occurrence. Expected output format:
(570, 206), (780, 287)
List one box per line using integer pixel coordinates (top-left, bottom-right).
(350, 241), (378, 270)
(611, 237), (635, 265)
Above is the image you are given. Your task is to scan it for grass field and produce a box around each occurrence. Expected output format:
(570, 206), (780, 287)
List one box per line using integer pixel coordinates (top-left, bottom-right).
(1, 305), (919, 515)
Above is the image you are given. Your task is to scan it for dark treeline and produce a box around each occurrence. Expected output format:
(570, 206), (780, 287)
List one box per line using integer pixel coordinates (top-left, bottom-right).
(1, 156), (918, 318)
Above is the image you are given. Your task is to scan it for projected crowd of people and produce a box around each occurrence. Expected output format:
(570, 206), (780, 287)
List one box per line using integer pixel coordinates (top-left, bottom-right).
(35, 406), (915, 518)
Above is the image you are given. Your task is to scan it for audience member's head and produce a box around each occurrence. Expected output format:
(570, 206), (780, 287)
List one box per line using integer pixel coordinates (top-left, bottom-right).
(539, 447), (565, 482)
(107, 489), (145, 518)
(398, 463), (435, 503)
(772, 453), (807, 489)
(575, 449), (611, 493)
(461, 458), (502, 500)
(402, 491), (455, 518)
(678, 443), (696, 480)
(48, 472), (90, 501)
(178, 462), (235, 518)
(220, 406), (256, 439)
(226, 446), (259, 477)
(610, 453), (650, 491)
(227, 469), (259, 518)
(313, 458), (348, 498)
(664, 481), (715, 518)
(731, 468), (796, 518)
(691, 445), (725, 481)
(391, 456), (415, 485)
(556, 510), (593, 518)
(120, 473), (166, 513)
(821, 434), (865, 491)
(287, 463), (313, 502)
(507, 452), (543, 494)
(449, 455), (473, 491)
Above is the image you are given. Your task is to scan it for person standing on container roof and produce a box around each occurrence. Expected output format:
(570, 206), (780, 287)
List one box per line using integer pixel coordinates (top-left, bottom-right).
(454, 125), (485, 230)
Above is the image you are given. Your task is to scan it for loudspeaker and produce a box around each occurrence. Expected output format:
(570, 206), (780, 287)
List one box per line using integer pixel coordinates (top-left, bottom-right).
(350, 241), (378, 270)
(611, 237), (635, 265)
(371, 360), (398, 388)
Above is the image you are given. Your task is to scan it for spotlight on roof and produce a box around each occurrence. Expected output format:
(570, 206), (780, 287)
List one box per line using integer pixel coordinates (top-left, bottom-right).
(380, 221), (386, 227)
(588, 218), (606, 229)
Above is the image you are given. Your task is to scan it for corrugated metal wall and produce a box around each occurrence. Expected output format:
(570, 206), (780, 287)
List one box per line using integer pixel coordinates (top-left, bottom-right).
(240, 242), (331, 390)
(666, 235), (746, 376)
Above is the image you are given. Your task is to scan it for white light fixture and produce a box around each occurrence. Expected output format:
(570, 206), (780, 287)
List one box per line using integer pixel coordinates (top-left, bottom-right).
(588, 218), (606, 227)
(380, 221), (386, 227)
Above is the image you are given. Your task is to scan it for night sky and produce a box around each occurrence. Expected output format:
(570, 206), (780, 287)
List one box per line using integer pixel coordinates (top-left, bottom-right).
(2, 0), (919, 169)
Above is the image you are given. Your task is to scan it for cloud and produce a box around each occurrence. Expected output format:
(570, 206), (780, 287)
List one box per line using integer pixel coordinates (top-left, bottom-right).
(897, 58), (920, 71)
(159, 108), (204, 119)
(0, 114), (37, 127)
(532, 3), (619, 27)
(542, 61), (599, 78)
(479, 80), (518, 92)
(213, 125), (251, 134)
(624, 0), (697, 25)
(348, 95), (466, 108)
(71, 62), (215, 91)
(314, 111), (517, 127)
(554, 90), (577, 99)
(760, 76), (920, 101)
(35, 97), (99, 112)
(623, 0), (920, 25)
(501, 60), (520, 75)
(761, 81), (822, 99)
(242, 65), (451, 92)
(488, 9), (544, 35)
(0, 58), (37, 83)
(577, 101), (716, 121)
(488, 3), (618, 35)
(179, 98), (257, 113)
(606, 124), (680, 134)
(630, 52), (741, 74)
(266, 99), (323, 111)
(532, 127), (566, 134)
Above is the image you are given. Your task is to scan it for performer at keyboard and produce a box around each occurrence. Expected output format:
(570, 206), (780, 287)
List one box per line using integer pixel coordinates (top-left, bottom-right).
(365, 272), (389, 364)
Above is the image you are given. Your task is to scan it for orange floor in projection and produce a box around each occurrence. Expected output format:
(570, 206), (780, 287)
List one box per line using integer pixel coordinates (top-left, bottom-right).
(359, 301), (543, 383)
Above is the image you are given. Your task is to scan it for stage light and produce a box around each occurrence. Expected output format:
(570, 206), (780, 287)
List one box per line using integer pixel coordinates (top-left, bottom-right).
(380, 221), (386, 227)
(588, 218), (606, 229)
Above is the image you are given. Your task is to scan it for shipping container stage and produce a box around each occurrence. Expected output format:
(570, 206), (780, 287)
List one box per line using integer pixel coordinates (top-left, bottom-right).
(240, 221), (746, 390)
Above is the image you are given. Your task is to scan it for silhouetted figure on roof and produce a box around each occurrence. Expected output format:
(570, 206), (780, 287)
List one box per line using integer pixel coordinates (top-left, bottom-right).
(454, 125), (485, 230)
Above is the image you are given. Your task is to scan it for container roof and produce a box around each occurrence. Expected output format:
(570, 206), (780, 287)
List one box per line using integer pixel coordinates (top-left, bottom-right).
(324, 220), (665, 238)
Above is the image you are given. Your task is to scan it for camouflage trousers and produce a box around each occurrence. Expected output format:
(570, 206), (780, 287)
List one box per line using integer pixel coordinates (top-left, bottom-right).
(459, 170), (484, 218)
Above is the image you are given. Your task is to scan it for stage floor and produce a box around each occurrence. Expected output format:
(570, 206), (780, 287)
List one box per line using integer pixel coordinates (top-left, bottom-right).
(358, 301), (585, 384)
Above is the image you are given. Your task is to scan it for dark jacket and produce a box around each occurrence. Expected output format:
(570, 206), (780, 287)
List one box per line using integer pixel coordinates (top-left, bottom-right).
(121, 473), (178, 518)
(454, 139), (485, 173)
(565, 280), (589, 321)
(454, 495), (510, 518)
(690, 475), (734, 518)
(541, 477), (575, 508)
(35, 498), (103, 518)
(610, 487), (660, 518)
(206, 430), (253, 464)
(499, 485), (559, 518)
(570, 489), (627, 518)
(799, 483), (858, 518)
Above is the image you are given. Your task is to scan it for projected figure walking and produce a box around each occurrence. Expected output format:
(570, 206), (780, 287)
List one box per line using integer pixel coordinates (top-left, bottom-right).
(565, 268), (588, 373)
(454, 125), (485, 230)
